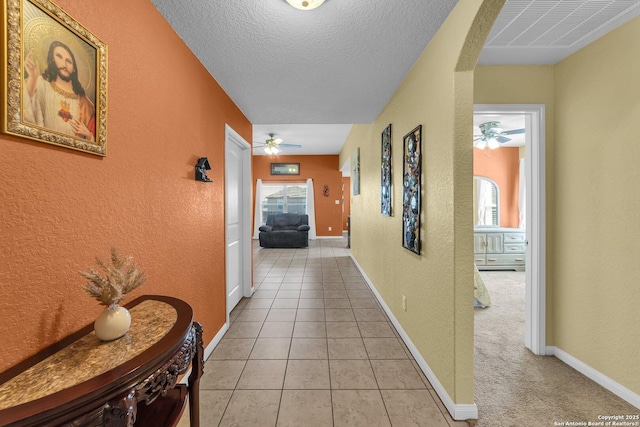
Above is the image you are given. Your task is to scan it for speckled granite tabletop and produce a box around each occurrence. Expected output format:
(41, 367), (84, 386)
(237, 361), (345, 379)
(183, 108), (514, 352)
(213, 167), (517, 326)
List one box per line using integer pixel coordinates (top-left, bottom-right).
(0, 299), (177, 410)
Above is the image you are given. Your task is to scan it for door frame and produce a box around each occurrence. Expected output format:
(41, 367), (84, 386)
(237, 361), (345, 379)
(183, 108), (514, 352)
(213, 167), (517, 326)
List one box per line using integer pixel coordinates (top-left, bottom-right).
(474, 104), (547, 356)
(225, 124), (253, 319)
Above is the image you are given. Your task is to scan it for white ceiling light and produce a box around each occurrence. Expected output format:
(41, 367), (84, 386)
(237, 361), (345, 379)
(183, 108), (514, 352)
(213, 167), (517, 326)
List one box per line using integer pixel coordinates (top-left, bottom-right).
(487, 137), (500, 150)
(264, 145), (280, 155)
(286, 0), (325, 11)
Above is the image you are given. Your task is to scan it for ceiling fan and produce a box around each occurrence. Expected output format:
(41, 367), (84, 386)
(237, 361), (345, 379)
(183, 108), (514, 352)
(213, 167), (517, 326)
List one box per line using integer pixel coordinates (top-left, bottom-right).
(473, 121), (525, 149)
(253, 133), (302, 154)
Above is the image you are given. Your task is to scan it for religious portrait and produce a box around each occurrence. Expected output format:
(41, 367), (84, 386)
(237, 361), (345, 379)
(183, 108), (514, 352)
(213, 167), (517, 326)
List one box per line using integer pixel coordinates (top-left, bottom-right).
(2, 0), (107, 155)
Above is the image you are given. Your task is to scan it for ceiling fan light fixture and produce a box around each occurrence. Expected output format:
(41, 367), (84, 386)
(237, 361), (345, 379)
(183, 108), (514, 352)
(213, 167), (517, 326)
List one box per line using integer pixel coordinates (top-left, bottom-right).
(286, 0), (325, 10)
(475, 140), (487, 150)
(264, 145), (280, 155)
(487, 137), (500, 150)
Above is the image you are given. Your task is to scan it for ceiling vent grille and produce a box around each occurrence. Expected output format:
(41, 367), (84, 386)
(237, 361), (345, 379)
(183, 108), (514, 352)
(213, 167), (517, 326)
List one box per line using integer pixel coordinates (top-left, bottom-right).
(486, 0), (640, 48)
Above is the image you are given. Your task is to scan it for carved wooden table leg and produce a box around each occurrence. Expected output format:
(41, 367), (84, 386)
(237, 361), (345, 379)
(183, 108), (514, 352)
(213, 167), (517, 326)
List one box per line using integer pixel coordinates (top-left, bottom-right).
(188, 322), (204, 427)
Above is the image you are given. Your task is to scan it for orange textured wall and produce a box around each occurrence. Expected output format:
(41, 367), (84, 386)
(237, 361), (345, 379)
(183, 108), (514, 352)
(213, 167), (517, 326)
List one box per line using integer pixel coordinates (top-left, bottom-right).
(253, 155), (344, 237)
(342, 177), (351, 230)
(0, 0), (251, 372)
(473, 147), (520, 228)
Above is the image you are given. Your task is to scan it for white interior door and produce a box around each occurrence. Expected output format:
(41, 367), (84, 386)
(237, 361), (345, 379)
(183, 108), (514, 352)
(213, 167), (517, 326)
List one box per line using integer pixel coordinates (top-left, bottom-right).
(474, 104), (546, 355)
(225, 125), (252, 313)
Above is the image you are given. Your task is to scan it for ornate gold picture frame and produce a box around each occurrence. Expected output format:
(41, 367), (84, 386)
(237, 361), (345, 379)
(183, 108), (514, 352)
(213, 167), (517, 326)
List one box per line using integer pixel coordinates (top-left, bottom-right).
(2, 0), (107, 155)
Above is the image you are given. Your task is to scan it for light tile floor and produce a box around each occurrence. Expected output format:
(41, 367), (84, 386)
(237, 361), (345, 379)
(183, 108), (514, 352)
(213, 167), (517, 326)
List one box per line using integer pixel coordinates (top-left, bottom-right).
(181, 238), (469, 426)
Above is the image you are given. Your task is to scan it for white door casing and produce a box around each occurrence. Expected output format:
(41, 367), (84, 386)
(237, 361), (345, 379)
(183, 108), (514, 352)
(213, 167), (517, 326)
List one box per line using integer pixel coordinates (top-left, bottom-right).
(225, 124), (253, 316)
(474, 104), (546, 356)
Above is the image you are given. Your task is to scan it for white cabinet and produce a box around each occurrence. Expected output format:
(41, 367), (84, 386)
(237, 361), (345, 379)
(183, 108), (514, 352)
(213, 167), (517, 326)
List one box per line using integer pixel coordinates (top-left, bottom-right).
(486, 233), (503, 253)
(474, 228), (525, 271)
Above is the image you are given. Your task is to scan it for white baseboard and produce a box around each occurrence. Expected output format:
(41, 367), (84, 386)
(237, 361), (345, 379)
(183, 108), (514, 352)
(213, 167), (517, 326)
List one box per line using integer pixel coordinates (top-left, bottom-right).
(349, 255), (478, 421)
(179, 321), (229, 385)
(547, 346), (640, 409)
(205, 322), (229, 361)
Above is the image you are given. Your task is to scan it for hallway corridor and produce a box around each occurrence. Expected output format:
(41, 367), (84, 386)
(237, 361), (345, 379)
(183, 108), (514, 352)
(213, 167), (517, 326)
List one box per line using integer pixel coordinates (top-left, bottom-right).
(189, 239), (468, 426)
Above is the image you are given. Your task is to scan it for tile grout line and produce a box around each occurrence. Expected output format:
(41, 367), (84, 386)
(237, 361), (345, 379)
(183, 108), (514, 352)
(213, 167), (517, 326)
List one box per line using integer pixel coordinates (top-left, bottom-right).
(217, 239), (446, 426)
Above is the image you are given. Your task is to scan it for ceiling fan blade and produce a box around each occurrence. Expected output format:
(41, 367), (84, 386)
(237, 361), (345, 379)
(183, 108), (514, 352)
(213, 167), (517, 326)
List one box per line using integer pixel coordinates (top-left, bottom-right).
(278, 143), (302, 148)
(496, 136), (512, 143)
(473, 136), (485, 141)
(500, 128), (525, 135)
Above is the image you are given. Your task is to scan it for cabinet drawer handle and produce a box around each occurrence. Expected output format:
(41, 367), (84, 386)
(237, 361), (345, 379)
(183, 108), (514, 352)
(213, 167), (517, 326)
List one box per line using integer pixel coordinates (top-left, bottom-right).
(488, 258), (497, 262)
(515, 258), (524, 261)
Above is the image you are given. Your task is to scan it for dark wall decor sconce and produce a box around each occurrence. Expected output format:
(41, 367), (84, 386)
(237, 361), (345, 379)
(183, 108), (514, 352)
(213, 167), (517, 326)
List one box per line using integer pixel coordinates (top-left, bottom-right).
(195, 157), (212, 182)
(323, 185), (330, 197)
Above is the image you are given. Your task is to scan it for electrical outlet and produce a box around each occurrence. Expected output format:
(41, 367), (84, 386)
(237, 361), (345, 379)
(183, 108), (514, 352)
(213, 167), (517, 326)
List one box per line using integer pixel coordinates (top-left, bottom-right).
(402, 295), (407, 312)
(328, 227), (332, 231)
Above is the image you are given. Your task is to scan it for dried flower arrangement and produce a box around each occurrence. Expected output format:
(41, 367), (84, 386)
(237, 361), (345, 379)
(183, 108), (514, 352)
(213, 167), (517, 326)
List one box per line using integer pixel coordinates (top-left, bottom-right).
(80, 247), (146, 308)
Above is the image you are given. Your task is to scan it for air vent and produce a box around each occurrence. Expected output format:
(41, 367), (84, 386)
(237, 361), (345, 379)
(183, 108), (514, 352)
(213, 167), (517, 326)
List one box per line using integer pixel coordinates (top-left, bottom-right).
(485, 0), (640, 48)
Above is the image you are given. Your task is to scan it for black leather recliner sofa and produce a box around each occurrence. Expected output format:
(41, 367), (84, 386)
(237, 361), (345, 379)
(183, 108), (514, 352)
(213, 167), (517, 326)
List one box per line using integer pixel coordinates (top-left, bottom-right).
(259, 213), (310, 248)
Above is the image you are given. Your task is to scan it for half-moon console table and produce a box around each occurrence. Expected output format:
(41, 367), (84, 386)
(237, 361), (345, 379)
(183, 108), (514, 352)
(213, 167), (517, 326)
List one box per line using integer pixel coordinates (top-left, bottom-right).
(0, 295), (204, 427)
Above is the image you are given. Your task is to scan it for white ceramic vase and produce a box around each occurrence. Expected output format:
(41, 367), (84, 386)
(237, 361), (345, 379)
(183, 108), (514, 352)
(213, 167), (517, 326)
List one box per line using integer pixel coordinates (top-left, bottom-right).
(94, 305), (131, 341)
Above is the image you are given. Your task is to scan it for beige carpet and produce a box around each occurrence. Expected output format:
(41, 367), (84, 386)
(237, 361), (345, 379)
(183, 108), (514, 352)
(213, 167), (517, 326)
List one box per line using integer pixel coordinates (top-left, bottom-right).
(474, 271), (638, 427)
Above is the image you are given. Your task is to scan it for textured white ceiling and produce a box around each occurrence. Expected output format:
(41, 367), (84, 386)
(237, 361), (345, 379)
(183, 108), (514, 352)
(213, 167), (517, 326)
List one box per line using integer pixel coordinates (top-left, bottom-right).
(150, 0), (456, 125)
(150, 0), (640, 155)
(252, 124), (353, 156)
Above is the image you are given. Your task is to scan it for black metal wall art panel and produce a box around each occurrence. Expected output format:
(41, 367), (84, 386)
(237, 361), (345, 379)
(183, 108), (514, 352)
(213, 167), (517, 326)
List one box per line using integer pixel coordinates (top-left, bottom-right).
(402, 125), (422, 254)
(381, 124), (392, 216)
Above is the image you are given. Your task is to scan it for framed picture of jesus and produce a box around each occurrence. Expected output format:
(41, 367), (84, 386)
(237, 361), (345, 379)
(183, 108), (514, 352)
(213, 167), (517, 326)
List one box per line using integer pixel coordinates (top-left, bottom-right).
(2, 0), (107, 155)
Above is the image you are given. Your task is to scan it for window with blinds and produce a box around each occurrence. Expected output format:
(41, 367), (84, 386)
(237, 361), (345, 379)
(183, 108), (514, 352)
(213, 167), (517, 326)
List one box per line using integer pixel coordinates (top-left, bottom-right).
(259, 183), (308, 224)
